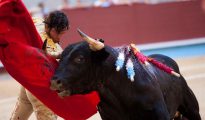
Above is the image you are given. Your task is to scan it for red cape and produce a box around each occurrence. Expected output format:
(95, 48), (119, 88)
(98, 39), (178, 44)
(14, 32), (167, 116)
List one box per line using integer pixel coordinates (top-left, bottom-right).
(0, 0), (100, 120)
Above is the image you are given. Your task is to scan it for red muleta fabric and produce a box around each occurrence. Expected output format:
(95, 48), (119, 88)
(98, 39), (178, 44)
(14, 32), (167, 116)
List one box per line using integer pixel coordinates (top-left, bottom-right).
(0, 0), (100, 120)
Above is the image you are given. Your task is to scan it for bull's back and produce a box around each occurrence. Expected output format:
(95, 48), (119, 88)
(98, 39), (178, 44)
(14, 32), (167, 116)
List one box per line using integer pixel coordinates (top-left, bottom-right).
(148, 54), (184, 117)
(148, 54), (180, 73)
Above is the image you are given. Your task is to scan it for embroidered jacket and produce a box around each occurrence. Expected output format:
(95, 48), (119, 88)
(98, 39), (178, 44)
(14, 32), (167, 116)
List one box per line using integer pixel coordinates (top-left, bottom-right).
(33, 18), (63, 58)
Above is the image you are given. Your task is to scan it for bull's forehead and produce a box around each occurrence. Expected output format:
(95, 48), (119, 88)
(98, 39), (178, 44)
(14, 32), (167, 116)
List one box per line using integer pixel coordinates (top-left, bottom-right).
(62, 42), (90, 57)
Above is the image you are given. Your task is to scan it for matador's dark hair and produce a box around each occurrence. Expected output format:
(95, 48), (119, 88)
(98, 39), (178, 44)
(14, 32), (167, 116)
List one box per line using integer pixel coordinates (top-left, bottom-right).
(44, 11), (69, 33)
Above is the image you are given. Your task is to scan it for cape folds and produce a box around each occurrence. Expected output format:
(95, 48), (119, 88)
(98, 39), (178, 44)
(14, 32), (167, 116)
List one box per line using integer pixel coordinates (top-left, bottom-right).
(0, 0), (99, 120)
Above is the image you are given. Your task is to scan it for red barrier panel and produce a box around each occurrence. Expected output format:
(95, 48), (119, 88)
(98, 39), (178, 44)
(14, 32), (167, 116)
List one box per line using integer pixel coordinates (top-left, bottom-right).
(61, 0), (205, 48)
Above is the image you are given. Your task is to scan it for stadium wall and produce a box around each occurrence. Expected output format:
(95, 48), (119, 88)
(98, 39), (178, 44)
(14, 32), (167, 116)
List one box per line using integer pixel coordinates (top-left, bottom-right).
(61, 0), (205, 48)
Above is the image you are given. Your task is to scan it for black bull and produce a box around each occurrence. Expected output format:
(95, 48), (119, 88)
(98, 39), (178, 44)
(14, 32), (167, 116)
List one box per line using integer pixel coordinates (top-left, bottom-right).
(50, 41), (201, 120)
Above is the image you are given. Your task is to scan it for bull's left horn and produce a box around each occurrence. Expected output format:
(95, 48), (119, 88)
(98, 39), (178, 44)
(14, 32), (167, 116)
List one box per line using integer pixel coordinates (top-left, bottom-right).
(77, 28), (104, 51)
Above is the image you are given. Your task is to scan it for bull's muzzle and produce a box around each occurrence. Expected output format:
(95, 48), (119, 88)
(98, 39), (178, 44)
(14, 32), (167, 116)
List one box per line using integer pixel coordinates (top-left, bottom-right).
(50, 78), (71, 98)
(50, 79), (61, 90)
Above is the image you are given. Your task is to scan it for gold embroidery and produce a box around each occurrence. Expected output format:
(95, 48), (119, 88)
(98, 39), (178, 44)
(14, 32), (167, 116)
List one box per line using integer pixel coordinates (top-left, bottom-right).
(32, 17), (62, 54)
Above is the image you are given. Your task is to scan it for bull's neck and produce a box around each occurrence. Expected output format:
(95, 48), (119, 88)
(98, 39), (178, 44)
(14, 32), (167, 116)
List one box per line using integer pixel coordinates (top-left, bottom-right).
(93, 47), (118, 89)
(96, 46), (153, 102)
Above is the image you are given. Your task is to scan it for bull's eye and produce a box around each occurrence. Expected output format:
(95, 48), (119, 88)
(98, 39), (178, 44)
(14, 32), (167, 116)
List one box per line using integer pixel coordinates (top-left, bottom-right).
(74, 55), (85, 64)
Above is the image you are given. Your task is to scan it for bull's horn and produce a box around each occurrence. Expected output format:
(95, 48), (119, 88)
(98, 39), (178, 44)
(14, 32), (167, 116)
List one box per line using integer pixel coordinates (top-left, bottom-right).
(77, 28), (104, 51)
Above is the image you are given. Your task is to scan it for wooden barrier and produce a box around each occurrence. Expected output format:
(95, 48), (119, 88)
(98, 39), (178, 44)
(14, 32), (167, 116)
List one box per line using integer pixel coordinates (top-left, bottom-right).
(60, 1), (205, 48)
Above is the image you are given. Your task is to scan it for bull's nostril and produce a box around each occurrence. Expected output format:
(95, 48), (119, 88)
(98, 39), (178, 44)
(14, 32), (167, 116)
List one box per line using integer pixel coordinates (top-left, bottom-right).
(50, 80), (58, 91)
(57, 80), (61, 84)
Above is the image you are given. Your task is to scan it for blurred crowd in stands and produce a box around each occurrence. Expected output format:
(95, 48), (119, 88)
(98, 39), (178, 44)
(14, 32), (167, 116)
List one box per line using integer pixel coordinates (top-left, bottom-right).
(59, 0), (138, 9)
(29, 0), (129, 18)
(56, 0), (188, 8)
(28, 0), (188, 18)
(29, 0), (138, 18)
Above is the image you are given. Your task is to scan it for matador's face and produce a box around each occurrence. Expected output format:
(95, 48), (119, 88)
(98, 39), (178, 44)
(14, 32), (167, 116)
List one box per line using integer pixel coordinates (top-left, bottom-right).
(49, 28), (68, 43)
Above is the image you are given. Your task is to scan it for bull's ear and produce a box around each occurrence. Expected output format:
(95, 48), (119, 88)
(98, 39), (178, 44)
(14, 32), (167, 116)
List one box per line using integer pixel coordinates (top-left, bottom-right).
(91, 47), (110, 63)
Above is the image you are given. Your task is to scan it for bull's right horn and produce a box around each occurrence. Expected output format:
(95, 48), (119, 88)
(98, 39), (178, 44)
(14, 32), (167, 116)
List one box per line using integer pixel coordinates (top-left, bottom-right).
(77, 28), (104, 51)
